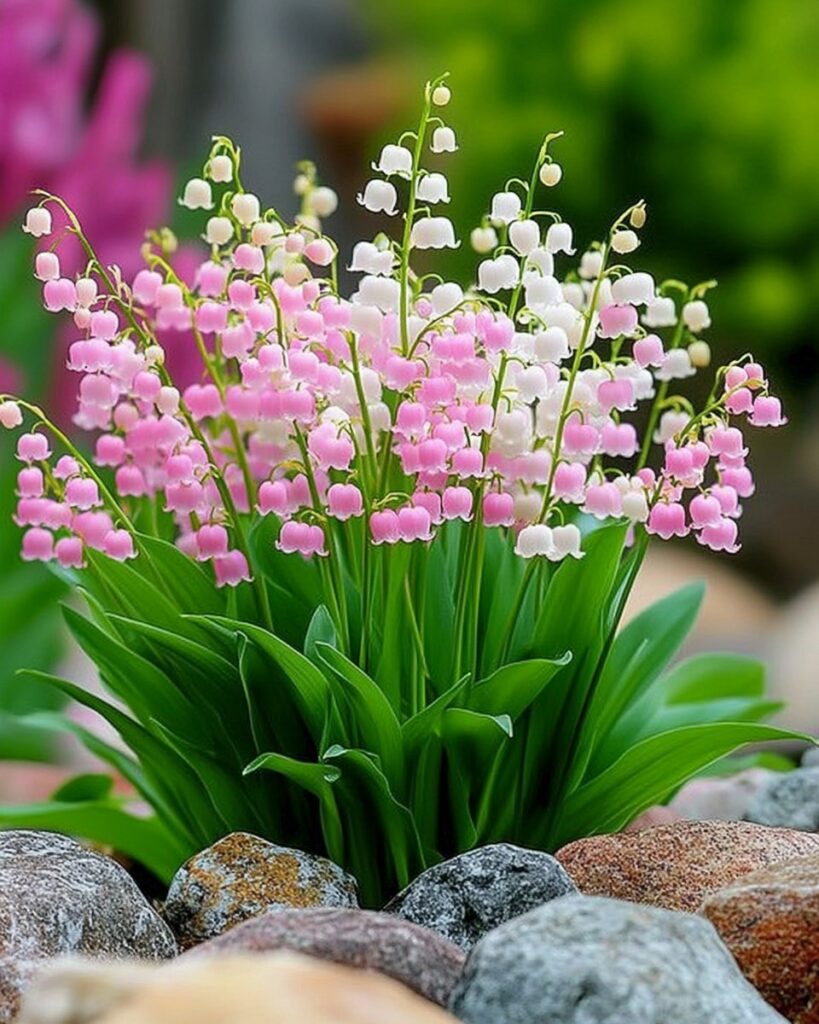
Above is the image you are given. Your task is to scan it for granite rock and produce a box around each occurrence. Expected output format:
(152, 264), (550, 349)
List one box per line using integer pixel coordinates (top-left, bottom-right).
(745, 767), (819, 832)
(556, 819), (819, 912)
(163, 832), (358, 949)
(450, 894), (786, 1023)
(184, 907), (465, 1006)
(384, 843), (576, 950)
(0, 830), (176, 1022)
(701, 852), (819, 1023)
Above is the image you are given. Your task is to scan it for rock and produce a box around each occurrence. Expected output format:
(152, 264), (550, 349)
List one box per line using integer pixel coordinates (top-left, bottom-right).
(701, 852), (819, 1023)
(556, 819), (819, 912)
(669, 769), (778, 821)
(185, 907), (465, 1006)
(745, 766), (819, 831)
(163, 832), (358, 949)
(450, 894), (786, 1024)
(0, 830), (176, 1022)
(384, 843), (577, 951)
(802, 745), (819, 767)
(18, 953), (460, 1024)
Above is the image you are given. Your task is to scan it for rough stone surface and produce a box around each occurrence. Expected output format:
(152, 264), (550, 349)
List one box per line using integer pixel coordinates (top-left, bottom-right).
(802, 746), (819, 767)
(701, 852), (819, 1023)
(450, 894), (787, 1024)
(624, 805), (680, 831)
(163, 832), (358, 949)
(669, 769), (778, 822)
(0, 830), (176, 1022)
(17, 953), (460, 1024)
(184, 907), (465, 1006)
(745, 766), (819, 832)
(556, 819), (819, 912)
(384, 843), (577, 951)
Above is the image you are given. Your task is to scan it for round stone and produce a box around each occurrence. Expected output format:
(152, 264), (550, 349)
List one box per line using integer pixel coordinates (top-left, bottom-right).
(745, 766), (819, 832)
(184, 907), (465, 1007)
(163, 832), (358, 949)
(384, 843), (576, 950)
(450, 894), (787, 1023)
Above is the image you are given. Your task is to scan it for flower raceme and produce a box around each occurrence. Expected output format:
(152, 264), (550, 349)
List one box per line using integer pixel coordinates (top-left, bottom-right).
(1, 81), (785, 625)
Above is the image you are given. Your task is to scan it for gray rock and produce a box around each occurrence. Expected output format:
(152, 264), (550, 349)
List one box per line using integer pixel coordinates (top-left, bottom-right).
(745, 766), (819, 831)
(163, 832), (358, 949)
(0, 830), (176, 1022)
(450, 894), (787, 1024)
(184, 906), (465, 1007)
(384, 843), (576, 951)
(801, 745), (819, 767)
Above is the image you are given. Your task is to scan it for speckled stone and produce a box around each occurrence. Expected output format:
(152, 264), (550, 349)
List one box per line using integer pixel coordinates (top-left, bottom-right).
(163, 833), (358, 949)
(384, 843), (576, 950)
(745, 767), (819, 832)
(450, 894), (787, 1024)
(184, 907), (465, 1006)
(802, 746), (819, 767)
(0, 830), (177, 1022)
(701, 852), (819, 1023)
(556, 820), (819, 912)
(18, 953), (461, 1024)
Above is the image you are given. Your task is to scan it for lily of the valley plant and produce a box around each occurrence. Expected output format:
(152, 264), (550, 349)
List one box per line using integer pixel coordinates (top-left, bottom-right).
(0, 78), (795, 905)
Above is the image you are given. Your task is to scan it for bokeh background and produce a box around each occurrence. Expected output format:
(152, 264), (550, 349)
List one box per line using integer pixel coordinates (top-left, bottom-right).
(1, 0), (818, 781)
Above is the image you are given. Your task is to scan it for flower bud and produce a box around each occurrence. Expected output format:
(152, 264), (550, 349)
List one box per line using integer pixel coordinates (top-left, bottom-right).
(682, 300), (711, 333)
(208, 154), (233, 182)
(630, 203), (647, 228)
(231, 192), (261, 226)
(470, 226), (498, 254)
(205, 216), (233, 245)
(688, 340), (711, 368)
(432, 84), (451, 106)
(611, 229), (639, 254)
(539, 162), (562, 187)
(308, 186), (338, 218)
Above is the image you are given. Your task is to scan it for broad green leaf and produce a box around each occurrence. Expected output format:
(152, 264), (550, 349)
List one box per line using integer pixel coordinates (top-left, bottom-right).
(0, 798), (184, 881)
(131, 534), (225, 616)
(51, 773), (115, 803)
(317, 643), (404, 788)
(549, 721), (809, 848)
(304, 605), (338, 668)
(467, 655), (570, 720)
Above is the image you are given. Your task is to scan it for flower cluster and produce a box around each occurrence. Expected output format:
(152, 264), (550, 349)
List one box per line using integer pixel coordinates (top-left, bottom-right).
(2, 77), (785, 592)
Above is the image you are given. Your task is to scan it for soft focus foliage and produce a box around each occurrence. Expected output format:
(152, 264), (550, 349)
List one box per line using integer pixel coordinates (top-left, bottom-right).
(0, 80), (798, 902)
(367, 0), (819, 386)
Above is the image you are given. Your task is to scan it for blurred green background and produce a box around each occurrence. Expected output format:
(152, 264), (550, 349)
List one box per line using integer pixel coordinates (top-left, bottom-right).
(1, 0), (818, 766)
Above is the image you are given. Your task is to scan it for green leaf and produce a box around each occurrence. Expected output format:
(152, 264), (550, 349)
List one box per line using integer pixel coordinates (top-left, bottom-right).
(304, 605), (338, 668)
(467, 655), (570, 720)
(550, 721), (810, 847)
(316, 642), (404, 788)
(131, 534), (225, 616)
(244, 751), (344, 863)
(50, 773), (115, 803)
(0, 798), (184, 881)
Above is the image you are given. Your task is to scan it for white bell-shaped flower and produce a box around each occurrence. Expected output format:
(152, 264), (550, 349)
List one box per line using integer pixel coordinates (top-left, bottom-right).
(643, 296), (677, 328)
(655, 348), (696, 381)
(535, 326), (570, 363)
(579, 250), (604, 280)
(205, 216), (233, 245)
(231, 192), (261, 226)
(509, 219), (540, 256)
(516, 365), (550, 403)
(478, 254), (519, 293)
(308, 186), (338, 217)
(358, 180), (398, 215)
(515, 524), (555, 559)
(525, 248), (555, 277)
(562, 282), (585, 309)
(525, 274), (563, 308)
(180, 178), (213, 210)
(545, 221), (575, 255)
(350, 303), (383, 338)
(682, 299), (711, 332)
(409, 216), (458, 250)
(622, 489), (649, 523)
(375, 144), (413, 176)
(430, 282), (463, 316)
(430, 126), (458, 153)
(354, 275), (401, 313)
(416, 172), (450, 204)
(654, 409), (691, 444)
(349, 241), (394, 276)
(208, 154), (233, 182)
(550, 524), (583, 561)
(611, 272), (655, 306)
(490, 191), (522, 226)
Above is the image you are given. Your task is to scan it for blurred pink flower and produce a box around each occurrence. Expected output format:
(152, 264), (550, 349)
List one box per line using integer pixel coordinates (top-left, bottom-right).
(0, 0), (203, 418)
